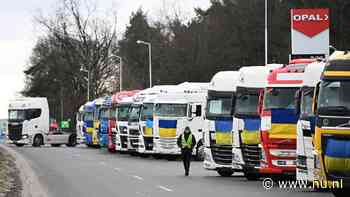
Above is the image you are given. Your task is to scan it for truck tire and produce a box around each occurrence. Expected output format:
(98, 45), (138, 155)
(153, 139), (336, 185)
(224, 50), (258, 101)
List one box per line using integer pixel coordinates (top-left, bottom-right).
(66, 134), (77, 147)
(108, 148), (116, 153)
(217, 169), (234, 177)
(33, 135), (43, 147)
(195, 143), (205, 161)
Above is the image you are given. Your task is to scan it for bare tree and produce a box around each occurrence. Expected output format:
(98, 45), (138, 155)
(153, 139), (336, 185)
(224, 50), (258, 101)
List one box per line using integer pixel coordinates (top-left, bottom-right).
(35, 0), (119, 99)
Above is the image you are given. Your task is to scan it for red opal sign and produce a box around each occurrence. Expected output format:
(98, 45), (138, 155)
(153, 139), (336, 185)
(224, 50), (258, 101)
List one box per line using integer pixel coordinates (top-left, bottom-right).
(291, 8), (329, 37)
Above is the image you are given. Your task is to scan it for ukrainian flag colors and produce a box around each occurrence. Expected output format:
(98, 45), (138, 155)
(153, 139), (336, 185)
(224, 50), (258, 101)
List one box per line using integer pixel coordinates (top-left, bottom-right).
(241, 118), (261, 145)
(86, 127), (94, 133)
(270, 109), (298, 139)
(215, 120), (233, 145)
(324, 138), (350, 172)
(159, 120), (177, 138)
(144, 119), (153, 136)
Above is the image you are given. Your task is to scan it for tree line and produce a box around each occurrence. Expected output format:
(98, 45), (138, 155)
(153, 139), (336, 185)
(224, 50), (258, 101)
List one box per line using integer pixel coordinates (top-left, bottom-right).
(22, 0), (350, 121)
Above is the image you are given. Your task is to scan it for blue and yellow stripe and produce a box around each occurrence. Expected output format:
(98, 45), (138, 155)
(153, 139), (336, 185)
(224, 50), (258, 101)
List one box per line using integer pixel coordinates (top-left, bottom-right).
(241, 118), (261, 145)
(324, 138), (350, 172)
(159, 120), (177, 137)
(145, 119), (153, 136)
(215, 120), (232, 145)
(270, 109), (298, 139)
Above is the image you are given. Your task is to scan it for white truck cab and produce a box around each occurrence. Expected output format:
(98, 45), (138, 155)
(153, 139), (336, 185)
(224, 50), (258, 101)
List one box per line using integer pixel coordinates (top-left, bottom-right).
(115, 96), (135, 152)
(295, 61), (325, 182)
(128, 86), (178, 154)
(203, 71), (240, 177)
(232, 66), (271, 180)
(153, 82), (208, 160)
(8, 97), (76, 147)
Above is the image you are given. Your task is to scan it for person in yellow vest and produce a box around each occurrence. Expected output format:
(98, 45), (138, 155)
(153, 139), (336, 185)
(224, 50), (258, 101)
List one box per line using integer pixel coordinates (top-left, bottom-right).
(177, 127), (196, 176)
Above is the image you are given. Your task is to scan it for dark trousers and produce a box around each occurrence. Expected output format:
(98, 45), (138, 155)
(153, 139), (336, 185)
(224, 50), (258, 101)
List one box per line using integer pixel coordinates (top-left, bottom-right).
(181, 149), (192, 174)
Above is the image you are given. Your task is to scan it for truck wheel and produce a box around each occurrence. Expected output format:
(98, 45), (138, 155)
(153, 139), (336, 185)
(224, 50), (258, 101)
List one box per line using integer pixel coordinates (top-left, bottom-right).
(217, 169), (234, 177)
(245, 172), (260, 181)
(51, 144), (61, 147)
(66, 135), (77, 147)
(15, 143), (25, 147)
(33, 135), (43, 147)
(108, 148), (116, 153)
(195, 143), (205, 161)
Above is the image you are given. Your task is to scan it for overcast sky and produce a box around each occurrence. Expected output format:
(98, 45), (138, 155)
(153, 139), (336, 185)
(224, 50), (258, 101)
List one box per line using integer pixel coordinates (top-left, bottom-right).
(0, 0), (210, 119)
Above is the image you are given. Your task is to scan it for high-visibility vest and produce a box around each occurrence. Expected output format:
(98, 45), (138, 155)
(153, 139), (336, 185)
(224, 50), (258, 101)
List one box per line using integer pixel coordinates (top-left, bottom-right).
(182, 133), (193, 149)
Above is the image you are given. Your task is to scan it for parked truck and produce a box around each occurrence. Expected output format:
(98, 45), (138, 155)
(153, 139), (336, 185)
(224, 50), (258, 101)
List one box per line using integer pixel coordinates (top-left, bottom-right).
(82, 100), (99, 147)
(153, 82), (208, 160)
(8, 97), (77, 147)
(127, 86), (177, 154)
(232, 66), (271, 180)
(295, 61), (325, 182)
(115, 94), (139, 152)
(259, 59), (315, 176)
(108, 91), (139, 152)
(97, 96), (112, 147)
(203, 71), (240, 176)
(312, 51), (350, 195)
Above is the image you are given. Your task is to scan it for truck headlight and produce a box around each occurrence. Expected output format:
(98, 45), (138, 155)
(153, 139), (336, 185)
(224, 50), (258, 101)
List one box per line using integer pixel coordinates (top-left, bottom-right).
(270, 149), (296, 158)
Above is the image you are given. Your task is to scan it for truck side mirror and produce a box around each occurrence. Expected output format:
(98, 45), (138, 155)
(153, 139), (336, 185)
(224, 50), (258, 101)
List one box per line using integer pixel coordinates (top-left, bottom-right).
(195, 105), (202, 117)
(191, 105), (202, 117)
(312, 82), (321, 115)
(231, 95), (236, 116)
(294, 89), (302, 115)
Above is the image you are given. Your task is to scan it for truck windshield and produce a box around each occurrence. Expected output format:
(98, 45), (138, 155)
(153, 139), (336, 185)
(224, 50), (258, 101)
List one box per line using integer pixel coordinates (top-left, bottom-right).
(235, 89), (259, 116)
(84, 112), (93, 121)
(129, 106), (141, 121)
(264, 87), (298, 110)
(110, 108), (116, 119)
(155, 104), (187, 117)
(117, 105), (130, 121)
(206, 97), (232, 119)
(318, 81), (350, 116)
(99, 108), (110, 119)
(300, 88), (314, 116)
(8, 110), (25, 121)
(141, 103), (153, 121)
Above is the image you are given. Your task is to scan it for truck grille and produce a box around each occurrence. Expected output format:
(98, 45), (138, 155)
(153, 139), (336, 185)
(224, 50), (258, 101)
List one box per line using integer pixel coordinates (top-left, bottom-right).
(129, 129), (140, 136)
(129, 138), (139, 149)
(211, 145), (232, 165)
(120, 136), (128, 149)
(159, 138), (177, 150)
(144, 136), (153, 151)
(8, 123), (22, 141)
(242, 144), (261, 168)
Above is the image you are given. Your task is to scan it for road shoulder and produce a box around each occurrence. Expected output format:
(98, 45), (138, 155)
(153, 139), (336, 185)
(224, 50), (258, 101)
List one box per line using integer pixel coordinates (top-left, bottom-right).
(0, 144), (48, 197)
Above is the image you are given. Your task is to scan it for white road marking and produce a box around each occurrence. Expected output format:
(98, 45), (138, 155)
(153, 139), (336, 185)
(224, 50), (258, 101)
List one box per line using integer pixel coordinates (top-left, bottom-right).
(114, 167), (121, 172)
(132, 175), (144, 181)
(157, 185), (173, 192)
(99, 161), (107, 166)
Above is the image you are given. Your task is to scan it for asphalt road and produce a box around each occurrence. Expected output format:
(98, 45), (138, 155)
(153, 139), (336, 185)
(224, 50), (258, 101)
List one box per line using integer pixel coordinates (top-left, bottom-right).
(9, 145), (332, 197)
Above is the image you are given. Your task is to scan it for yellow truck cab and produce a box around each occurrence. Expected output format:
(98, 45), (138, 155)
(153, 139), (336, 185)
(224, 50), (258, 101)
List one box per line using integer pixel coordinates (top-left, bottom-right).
(313, 51), (350, 195)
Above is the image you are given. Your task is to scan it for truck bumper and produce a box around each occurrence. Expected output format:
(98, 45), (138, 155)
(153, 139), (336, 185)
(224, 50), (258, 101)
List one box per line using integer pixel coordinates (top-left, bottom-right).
(203, 147), (241, 170)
